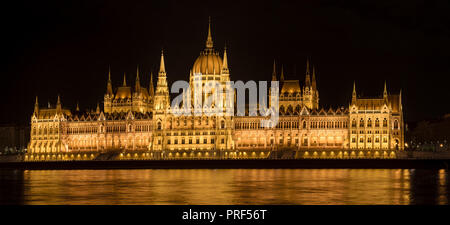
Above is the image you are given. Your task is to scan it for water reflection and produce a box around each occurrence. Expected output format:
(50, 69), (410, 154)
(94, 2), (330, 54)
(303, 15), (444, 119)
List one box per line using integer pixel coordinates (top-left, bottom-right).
(0, 169), (448, 205)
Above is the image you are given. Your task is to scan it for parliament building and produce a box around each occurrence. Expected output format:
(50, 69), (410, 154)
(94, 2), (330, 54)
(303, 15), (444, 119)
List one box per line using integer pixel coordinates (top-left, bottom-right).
(25, 21), (404, 161)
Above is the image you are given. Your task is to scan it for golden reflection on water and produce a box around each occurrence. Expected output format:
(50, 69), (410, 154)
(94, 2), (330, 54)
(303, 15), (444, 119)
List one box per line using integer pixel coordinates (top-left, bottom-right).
(14, 169), (448, 205)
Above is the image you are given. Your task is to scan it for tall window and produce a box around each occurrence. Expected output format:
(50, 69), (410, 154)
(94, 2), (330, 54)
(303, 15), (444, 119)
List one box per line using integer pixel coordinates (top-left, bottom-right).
(359, 118), (364, 128)
(383, 118), (388, 127)
(352, 119), (356, 128)
(375, 118), (380, 127)
(394, 120), (399, 129)
(157, 122), (162, 130)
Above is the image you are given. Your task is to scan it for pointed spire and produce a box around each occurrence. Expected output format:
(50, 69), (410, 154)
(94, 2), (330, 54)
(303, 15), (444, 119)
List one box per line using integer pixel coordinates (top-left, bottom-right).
(96, 102), (100, 114)
(206, 16), (213, 49)
(135, 65), (141, 91)
(159, 49), (166, 75)
(305, 58), (311, 87)
(352, 81), (357, 103)
(312, 65), (317, 90)
(107, 66), (113, 95)
(76, 101), (80, 111)
(383, 80), (388, 99)
(56, 94), (62, 111)
(222, 46), (228, 70)
(272, 60), (277, 81)
(122, 73), (127, 86)
(34, 96), (39, 114)
(280, 65), (285, 82)
(149, 72), (154, 97)
(306, 57), (310, 75)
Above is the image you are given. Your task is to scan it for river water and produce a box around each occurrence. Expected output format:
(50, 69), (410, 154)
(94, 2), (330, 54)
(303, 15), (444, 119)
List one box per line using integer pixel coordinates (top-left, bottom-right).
(0, 169), (448, 204)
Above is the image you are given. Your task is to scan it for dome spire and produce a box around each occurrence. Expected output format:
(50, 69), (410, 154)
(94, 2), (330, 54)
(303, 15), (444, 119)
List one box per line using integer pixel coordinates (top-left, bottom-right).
(206, 17), (213, 49)
(122, 73), (127, 86)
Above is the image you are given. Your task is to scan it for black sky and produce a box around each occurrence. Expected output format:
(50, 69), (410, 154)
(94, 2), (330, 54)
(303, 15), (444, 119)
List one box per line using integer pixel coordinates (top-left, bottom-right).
(0, 0), (445, 126)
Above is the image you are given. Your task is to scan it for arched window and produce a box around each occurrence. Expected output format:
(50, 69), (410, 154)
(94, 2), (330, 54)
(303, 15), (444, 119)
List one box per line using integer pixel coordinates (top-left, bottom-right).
(157, 121), (162, 130)
(375, 118), (380, 127)
(394, 120), (399, 129)
(359, 118), (364, 128)
(383, 118), (388, 127)
(352, 119), (356, 128)
(280, 106), (285, 115)
(367, 119), (372, 127)
(303, 121), (307, 129)
(221, 120), (225, 129)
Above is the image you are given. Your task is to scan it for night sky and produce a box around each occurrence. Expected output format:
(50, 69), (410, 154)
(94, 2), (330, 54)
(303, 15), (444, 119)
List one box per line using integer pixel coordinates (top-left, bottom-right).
(0, 0), (446, 126)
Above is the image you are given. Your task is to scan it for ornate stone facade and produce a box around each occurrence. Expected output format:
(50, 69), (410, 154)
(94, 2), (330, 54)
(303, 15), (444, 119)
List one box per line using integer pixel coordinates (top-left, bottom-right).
(25, 20), (404, 161)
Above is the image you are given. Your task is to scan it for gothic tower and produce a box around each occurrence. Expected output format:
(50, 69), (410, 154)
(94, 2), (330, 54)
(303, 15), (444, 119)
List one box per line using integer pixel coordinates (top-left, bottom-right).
(104, 67), (114, 113)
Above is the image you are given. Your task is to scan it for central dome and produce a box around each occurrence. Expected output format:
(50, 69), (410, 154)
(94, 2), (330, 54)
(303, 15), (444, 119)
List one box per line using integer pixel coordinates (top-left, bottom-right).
(191, 18), (224, 76)
(192, 50), (223, 75)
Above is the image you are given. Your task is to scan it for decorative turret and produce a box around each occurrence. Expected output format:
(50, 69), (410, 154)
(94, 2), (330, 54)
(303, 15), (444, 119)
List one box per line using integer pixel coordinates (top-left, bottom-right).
(56, 95), (62, 112)
(106, 66), (113, 96)
(272, 60), (277, 81)
(305, 58), (311, 87)
(302, 58), (319, 110)
(311, 65), (319, 109)
(159, 50), (166, 76)
(221, 46), (229, 75)
(96, 102), (100, 114)
(154, 49), (170, 112)
(352, 81), (357, 104)
(135, 65), (141, 92)
(312, 65), (317, 91)
(34, 96), (39, 115)
(149, 72), (154, 98)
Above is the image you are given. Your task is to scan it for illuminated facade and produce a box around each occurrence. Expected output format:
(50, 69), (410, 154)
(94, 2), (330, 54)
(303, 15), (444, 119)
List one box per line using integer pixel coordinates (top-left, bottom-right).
(25, 20), (404, 161)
